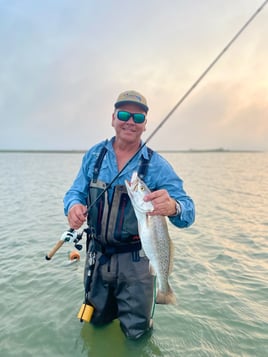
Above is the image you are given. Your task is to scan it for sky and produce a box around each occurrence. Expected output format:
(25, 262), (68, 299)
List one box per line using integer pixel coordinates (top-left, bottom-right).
(1, 0), (267, 151)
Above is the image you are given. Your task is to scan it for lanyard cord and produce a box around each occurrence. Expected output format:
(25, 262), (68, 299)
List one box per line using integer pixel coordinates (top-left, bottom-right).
(86, 0), (267, 214)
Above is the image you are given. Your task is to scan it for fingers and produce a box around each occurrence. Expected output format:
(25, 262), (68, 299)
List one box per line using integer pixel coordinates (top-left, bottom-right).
(144, 190), (176, 216)
(68, 204), (87, 229)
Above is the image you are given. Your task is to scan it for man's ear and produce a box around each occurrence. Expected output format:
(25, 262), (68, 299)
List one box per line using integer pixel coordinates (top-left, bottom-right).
(143, 119), (147, 131)
(111, 112), (115, 127)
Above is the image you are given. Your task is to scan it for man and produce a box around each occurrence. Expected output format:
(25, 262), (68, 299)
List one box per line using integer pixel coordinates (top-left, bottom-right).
(64, 90), (195, 339)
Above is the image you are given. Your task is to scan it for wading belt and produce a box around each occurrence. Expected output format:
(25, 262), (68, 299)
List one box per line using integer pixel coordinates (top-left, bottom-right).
(94, 239), (142, 255)
(94, 239), (142, 265)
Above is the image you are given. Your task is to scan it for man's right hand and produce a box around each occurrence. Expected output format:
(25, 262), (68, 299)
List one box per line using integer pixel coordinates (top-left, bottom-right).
(68, 204), (87, 229)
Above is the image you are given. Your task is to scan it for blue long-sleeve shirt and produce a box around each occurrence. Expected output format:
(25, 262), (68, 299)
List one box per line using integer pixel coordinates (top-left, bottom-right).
(64, 137), (195, 228)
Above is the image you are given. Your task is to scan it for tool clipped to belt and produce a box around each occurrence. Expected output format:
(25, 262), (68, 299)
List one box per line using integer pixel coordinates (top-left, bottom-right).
(77, 227), (96, 323)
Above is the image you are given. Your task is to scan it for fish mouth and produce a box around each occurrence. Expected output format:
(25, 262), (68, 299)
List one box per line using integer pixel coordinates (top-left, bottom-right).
(125, 178), (134, 199)
(125, 178), (138, 197)
(125, 172), (139, 191)
(125, 173), (142, 207)
(130, 171), (139, 183)
(125, 172), (154, 213)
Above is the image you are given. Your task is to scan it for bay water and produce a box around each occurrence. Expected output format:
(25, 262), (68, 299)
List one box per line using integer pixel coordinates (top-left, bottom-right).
(0, 151), (267, 357)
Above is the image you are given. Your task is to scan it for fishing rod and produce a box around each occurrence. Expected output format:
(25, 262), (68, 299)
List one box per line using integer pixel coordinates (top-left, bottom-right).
(45, 0), (268, 260)
(84, 0), (268, 216)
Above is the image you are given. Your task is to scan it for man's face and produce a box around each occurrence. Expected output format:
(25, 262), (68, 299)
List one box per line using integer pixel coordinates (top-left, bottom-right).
(112, 103), (147, 144)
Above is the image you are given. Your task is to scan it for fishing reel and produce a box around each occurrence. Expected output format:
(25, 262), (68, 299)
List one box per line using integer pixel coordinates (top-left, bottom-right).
(60, 228), (85, 251)
(45, 228), (86, 260)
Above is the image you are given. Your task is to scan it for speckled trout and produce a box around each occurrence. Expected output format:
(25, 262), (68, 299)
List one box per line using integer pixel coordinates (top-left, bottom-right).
(125, 171), (176, 305)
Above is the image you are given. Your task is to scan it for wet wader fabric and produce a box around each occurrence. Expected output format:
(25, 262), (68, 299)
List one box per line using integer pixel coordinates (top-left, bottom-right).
(84, 145), (154, 339)
(89, 250), (154, 338)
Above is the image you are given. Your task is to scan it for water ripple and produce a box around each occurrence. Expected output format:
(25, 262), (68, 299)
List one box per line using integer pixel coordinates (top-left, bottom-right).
(1, 152), (267, 356)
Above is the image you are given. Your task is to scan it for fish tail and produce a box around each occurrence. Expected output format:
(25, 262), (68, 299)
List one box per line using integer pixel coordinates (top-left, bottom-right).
(156, 284), (176, 305)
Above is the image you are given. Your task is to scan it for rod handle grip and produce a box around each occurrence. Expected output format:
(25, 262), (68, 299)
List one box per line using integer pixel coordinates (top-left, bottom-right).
(45, 240), (65, 260)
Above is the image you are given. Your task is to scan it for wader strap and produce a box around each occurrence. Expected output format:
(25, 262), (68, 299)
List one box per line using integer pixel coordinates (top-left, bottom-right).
(93, 144), (154, 183)
(138, 147), (153, 179)
(92, 140), (108, 183)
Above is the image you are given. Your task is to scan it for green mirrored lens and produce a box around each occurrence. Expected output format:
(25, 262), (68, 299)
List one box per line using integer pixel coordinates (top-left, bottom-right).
(133, 113), (145, 123)
(117, 111), (131, 121)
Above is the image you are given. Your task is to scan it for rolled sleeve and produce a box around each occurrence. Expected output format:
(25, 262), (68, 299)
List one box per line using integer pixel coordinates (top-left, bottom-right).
(145, 152), (195, 229)
(169, 197), (195, 228)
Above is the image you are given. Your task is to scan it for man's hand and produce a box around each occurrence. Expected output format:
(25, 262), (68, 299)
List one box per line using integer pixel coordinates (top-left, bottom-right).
(144, 189), (178, 216)
(68, 204), (87, 229)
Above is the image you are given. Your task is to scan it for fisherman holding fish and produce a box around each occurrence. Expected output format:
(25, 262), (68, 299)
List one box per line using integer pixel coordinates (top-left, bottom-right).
(63, 90), (195, 339)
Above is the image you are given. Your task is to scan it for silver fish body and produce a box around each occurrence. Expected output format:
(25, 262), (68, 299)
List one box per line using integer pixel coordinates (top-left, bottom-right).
(125, 172), (176, 305)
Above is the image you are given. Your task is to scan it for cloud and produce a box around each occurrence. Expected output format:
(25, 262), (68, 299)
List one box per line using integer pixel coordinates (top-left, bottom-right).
(0, 0), (267, 150)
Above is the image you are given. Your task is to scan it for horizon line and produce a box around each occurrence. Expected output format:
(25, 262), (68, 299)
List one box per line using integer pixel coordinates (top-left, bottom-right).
(0, 148), (265, 154)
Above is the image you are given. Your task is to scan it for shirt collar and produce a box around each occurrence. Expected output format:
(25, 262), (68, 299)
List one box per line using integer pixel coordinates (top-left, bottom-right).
(107, 137), (149, 159)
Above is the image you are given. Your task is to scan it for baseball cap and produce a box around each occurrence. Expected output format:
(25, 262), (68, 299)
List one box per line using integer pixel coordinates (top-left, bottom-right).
(114, 90), (149, 113)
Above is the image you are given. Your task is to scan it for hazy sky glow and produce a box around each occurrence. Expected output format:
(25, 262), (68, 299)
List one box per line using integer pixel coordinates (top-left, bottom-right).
(1, 0), (267, 151)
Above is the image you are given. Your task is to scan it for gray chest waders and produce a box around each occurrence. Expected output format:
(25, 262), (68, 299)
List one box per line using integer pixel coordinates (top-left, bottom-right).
(78, 144), (154, 323)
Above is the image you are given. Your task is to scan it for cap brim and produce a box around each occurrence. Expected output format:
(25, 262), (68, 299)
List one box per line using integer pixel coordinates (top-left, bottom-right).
(115, 101), (148, 113)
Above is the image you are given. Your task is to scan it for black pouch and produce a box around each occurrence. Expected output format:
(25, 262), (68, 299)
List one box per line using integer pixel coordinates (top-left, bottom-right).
(84, 227), (97, 296)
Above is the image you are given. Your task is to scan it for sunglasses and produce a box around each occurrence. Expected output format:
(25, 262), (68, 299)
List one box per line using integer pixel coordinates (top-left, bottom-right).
(116, 110), (146, 124)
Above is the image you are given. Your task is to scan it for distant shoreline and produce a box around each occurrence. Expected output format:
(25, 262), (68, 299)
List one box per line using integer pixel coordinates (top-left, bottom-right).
(0, 148), (265, 154)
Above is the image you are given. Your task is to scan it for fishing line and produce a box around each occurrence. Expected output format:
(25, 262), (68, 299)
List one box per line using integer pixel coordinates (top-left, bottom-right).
(86, 0), (268, 214)
(46, 1), (267, 260)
